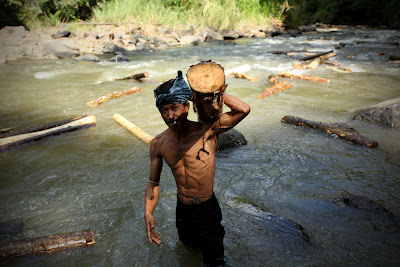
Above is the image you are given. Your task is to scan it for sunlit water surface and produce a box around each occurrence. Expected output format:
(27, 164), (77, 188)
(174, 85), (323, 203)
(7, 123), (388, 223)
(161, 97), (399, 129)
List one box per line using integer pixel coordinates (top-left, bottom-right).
(0, 28), (400, 266)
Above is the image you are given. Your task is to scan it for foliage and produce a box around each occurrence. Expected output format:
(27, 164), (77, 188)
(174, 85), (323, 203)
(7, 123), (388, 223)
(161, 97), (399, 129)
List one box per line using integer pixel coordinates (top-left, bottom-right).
(0, 0), (104, 29)
(92, 0), (286, 30)
(284, 0), (400, 29)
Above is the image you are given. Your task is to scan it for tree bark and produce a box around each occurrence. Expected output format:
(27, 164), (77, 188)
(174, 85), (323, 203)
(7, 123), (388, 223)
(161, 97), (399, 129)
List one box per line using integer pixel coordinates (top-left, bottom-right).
(0, 115), (97, 151)
(117, 72), (149, 81)
(278, 72), (329, 83)
(86, 87), (142, 107)
(0, 229), (95, 260)
(281, 115), (379, 148)
(112, 113), (153, 147)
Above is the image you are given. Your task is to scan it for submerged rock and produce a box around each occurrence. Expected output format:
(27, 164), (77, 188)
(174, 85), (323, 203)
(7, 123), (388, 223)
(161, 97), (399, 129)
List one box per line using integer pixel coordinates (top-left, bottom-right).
(217, 128), (247, 151)
(355, 97), (400, 128)
(75, 54), (100, 62)
(110, 54), (129, 62)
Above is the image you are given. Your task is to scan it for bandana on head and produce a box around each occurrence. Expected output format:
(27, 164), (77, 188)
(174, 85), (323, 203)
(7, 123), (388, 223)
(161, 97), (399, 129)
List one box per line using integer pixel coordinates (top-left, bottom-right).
(154, 70), (192, 108)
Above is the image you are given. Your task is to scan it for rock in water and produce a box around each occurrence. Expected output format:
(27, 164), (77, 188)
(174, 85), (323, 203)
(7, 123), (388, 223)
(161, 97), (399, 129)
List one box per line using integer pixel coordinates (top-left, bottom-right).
(355, 97), (400, 128)
(217, 128), (247, 151)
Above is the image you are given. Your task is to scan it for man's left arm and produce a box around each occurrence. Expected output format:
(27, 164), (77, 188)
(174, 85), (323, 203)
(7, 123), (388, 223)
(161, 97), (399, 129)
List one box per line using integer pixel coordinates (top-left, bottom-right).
(218, 93), (250, 134)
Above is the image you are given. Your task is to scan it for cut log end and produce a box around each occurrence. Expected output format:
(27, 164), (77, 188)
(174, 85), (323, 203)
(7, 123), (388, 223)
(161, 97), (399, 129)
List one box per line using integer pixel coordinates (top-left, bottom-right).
(187, 61), (226, 93)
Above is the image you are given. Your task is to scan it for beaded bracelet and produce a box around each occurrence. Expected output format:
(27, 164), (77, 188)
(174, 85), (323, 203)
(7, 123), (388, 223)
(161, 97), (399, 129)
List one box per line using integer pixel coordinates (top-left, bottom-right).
(148, 180), (159, 185)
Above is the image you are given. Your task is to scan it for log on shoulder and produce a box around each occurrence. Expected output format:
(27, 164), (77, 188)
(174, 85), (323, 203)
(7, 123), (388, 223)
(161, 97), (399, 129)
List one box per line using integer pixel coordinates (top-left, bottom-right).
(116, 72), (149, 81)
(0, 229), (95, 260)
(0, 115), (97, 152)
(281, 115), (378, 148)
(86, 87), (142, 107)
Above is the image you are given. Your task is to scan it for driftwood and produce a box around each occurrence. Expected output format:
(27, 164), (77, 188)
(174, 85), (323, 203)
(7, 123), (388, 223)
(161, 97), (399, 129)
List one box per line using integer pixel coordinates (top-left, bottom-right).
(224, 64), (251, 76)
(323, 61), (352, 73)
(0, 115), (96, 151)
(230, 72), (259, 82)
(301, 50), (333, 61)
(86, 87), (142, 107)
(307, 52), (336, 69)
(281, 115), (379, 148)
(113, 113), (153, 147)
(116, 72), (149, 81)
(278, 72), (329, 83)
(258, 81), (292, 98)
(0, 229), (95, 260)
(0, 115), (87, 138)
(271, 51), (320, 57)
(0, 128), (12, 136)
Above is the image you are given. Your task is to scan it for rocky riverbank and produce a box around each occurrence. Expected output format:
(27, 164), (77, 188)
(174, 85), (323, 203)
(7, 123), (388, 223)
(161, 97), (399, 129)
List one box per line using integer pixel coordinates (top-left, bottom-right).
(1, 21), (349, 64)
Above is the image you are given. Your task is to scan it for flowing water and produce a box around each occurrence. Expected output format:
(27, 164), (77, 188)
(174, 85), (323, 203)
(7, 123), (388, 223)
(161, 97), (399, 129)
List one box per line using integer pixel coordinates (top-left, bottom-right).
(0, 27), (400, 266)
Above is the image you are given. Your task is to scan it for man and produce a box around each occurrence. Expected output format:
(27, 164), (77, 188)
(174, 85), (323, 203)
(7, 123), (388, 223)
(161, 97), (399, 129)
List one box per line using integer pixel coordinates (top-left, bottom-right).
(145, 69), (250, 266)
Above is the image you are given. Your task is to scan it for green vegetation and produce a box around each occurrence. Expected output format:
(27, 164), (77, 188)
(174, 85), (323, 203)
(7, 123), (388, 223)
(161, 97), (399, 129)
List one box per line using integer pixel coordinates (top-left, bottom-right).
(285, 0), (400, 29)
(1, 0), (398, 30)
(91, 0), (285, 31)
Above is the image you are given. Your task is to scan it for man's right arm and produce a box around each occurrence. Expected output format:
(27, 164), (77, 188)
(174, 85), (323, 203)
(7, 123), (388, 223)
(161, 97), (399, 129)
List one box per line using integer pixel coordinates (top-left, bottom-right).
(145, 137), (163, 245)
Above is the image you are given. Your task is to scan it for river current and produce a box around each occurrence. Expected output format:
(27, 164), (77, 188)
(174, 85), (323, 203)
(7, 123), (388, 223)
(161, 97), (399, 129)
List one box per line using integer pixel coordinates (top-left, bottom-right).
(0, 27), (400, 266)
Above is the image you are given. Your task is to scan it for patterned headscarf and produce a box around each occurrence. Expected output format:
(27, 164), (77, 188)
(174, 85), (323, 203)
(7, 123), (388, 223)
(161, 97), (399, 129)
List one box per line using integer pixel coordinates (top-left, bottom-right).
(154, 70), (192, 108)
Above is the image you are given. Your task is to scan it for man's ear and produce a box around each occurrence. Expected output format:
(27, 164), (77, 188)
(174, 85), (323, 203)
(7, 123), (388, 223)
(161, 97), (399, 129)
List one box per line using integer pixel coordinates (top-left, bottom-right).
(184, 102), (190, 112)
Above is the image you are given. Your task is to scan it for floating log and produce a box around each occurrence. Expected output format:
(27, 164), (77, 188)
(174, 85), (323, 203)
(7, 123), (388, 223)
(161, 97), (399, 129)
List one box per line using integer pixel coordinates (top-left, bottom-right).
(271, 50), (320, 57)
(224, 64), (251, 76)
(268, 75), (280, 87)
(306, 52), (336, 69)
(278, 72), (329, 83)
(258, 81), (292, 98)
(116, 72), (149, 81)
(86, 87), (142, 107)
(301, 50), (333, 61)
(0, 229), (95, 260)
(0, 115), (96, 151)
(0, 115), (87, 138)
(230, 72), (259, 82)
(0, 128), (12, 136)
(281, 115), (379, 148)
(112, 113), (153, 147)
(323, 61), (352, 73)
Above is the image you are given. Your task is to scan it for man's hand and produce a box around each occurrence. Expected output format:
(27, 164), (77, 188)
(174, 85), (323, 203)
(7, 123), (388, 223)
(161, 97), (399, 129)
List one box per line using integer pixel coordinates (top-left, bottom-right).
(145, 213), (162, 245)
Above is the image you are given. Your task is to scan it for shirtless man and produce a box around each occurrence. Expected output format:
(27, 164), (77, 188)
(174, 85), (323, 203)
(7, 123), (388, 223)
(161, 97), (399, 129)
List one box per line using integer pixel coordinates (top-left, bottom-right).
(145, 70), (250, 266)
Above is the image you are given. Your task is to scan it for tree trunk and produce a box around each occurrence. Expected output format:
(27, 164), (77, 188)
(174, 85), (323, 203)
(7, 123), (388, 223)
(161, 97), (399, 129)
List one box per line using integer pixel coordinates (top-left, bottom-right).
(86, 87), (142, 107)
(0, 229), (95, 260)
(278, 72), (329, 83)
(281, 115), (379, 148)
(306, 52), (336, 69)
(112, 113), (153, 147)
(117, 72), (149, 81)
(0, 115), (97, 151)
(301, 50), (334, 61)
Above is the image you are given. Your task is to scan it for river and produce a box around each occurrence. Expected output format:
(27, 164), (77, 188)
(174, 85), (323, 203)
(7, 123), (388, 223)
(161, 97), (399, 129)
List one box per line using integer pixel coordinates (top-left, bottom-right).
(0, 27), (400, 266)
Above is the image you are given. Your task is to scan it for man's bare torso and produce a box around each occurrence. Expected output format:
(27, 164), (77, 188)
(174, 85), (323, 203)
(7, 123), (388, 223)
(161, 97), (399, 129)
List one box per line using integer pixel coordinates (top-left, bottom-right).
(154, 120), (218, 204)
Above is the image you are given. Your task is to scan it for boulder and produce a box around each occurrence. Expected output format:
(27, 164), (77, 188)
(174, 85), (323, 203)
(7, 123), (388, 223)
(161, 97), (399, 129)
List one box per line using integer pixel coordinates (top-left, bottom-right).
(52, 30), (71, 38)
(217, 128), (247, 151)
(103, 42), (127, 55)
(178, 36), (202, 46)
(205, 31), (224, 42)
(75, 54), (100, 62)
(355, 97), (400, 128)
(41, 39), (80, 59)
(110, 54), (129, 62)
(0, 26), (29, 46)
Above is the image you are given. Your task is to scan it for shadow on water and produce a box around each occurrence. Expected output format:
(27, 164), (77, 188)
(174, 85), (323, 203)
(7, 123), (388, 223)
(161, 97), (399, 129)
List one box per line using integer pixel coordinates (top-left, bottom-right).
(0, 27), (400, 265)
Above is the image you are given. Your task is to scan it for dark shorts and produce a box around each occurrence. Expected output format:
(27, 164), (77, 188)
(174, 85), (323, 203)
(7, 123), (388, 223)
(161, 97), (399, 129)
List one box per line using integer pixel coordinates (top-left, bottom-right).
(176, 194), (225, 266)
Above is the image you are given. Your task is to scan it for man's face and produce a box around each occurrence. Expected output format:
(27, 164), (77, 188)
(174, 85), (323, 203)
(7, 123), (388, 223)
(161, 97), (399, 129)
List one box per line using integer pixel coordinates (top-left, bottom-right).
(159, 102), (190, 127)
